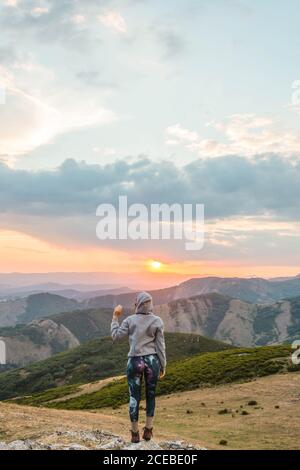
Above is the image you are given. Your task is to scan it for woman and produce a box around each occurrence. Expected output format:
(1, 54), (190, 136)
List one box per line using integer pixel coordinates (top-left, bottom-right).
(111, 291), (166, 443)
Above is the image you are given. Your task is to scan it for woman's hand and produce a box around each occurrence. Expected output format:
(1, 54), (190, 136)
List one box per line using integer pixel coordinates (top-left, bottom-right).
(160, 369), (166, 379)
(113, 304), (123, 320)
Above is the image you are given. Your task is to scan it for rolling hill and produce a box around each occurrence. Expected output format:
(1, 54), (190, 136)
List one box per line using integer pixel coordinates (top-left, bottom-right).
(0, 332), (232, 400)
(10, 344), (298, 409)
(0, 307), (121, 367)
(0, 293), (79, 328)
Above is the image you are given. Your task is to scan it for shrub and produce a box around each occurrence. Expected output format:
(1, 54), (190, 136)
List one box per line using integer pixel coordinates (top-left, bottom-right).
(219, 439), (228, 446)
(247, 400), (257, 406)
(218, 409), (229, 415)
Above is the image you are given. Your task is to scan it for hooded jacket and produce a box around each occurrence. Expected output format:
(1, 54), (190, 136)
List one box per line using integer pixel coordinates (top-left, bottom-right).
(111, 291), (166, 370)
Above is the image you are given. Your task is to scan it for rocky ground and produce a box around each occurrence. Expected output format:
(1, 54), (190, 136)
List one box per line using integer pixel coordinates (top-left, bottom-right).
(0, 429), (205, 450)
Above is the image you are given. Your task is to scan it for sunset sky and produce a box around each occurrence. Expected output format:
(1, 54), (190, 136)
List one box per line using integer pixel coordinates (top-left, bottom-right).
(1, 0), (300, 286)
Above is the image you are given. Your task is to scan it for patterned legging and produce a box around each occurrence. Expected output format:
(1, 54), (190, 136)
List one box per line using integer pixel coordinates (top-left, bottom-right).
(126, 354), (161, 422)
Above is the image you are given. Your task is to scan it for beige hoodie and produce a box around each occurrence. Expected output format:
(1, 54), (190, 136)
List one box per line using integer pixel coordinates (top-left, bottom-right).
(111, 313), (166, 370)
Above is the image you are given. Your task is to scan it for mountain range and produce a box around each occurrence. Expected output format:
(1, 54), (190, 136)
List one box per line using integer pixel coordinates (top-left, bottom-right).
(156, 293), (300, 346)
(1, 292), (300, 368)
(0, 275), (300, 369)
(0, 307), (115, 367)
(3, 274), (300, 329)
(86, 275), (300, 308)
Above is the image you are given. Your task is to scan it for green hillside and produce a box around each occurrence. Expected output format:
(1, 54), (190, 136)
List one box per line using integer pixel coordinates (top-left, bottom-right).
(0, 332), (232, 401)
(29, 344), (298, 410)
(51, 307), (116, 342)
(18, 293), (80, 324)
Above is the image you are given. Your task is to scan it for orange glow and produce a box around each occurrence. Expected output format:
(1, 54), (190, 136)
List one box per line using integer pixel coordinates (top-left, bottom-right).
(0, 230), (134, 273)
(148, 260), (163, 271)
(1, 229), (300, 288)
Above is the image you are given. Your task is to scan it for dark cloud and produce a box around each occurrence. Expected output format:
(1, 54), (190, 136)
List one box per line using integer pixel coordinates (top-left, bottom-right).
(1, 154), (300, 260)
(0, 154), (299, 219)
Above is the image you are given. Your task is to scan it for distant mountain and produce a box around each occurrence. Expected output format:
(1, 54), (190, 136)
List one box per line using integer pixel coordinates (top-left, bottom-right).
(0, 287), (134, 327)
(86, 276), (300, 308)
(86, 285), (177, 309)
(155, 293), (300, 347)
(0, 293), (79, 328)
(1, 274), (300, 369)
(0, 283), (132, 301)
(0, 307), (118, 367)
(2, 275), (300, 330)
(0, 332), (232, 400)
(0, 318), (80, 367)
(2, 290), (300, 369)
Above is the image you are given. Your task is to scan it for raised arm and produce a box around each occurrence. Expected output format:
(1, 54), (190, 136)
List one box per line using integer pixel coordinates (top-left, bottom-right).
(111, 304), (129, 342)
(111, 317), (129, 341)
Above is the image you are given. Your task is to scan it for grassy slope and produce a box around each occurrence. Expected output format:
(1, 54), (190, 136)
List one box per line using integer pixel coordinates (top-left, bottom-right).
(1, 372), (299, 449)
(0, 332), (231, 400)
(30, 344), (298, 410)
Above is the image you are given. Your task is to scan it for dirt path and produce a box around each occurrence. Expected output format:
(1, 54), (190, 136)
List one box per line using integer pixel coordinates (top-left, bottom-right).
(50, 375), (125, 403)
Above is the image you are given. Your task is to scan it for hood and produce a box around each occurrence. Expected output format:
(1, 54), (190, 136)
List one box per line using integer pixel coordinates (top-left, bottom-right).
(135, 291), (153, 314)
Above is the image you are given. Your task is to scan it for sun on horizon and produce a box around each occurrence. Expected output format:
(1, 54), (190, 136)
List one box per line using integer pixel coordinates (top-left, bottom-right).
(148, 260), (163, 271)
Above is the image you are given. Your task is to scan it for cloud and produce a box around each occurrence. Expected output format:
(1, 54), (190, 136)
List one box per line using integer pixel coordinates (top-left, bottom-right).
(0, 153), (299, 219)
(0, 0), (101, 48)
(97, 11), (127, 34)
(3, 0), (18, 6)
(0, 61), (117, 160)
(166, 123), (199, 143)
(30, 6), (50, 18)
(166, 114), (300, 158)
(0, 154), (300, 261)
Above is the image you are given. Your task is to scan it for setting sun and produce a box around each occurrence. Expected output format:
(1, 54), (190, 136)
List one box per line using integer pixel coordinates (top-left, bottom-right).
(150, 260), (162, 270)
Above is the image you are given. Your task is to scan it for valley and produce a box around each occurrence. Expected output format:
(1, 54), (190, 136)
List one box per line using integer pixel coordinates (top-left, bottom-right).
(1, 286), (300, 369)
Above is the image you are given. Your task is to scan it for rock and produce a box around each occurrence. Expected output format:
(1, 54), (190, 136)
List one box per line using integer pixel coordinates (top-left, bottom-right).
(0, 442), (10, 450)
(123, 440), (163, 450)
(8, 440), (32, 450)
(96, 437), (126, 450)
(63, 443), (90, 451)
(0, 430), (205, 450)
(159, 440), (185, 450)
(159, 440), (206, 450)
(54, 430), (99, 443)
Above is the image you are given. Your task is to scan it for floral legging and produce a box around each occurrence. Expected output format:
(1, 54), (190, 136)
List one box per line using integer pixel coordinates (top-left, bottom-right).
(126, 354), (161, 422)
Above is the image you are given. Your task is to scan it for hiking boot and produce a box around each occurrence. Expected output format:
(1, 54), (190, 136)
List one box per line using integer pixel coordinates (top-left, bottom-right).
(130, 430), (140, 443)
(142, 427), (153, 441)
